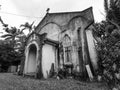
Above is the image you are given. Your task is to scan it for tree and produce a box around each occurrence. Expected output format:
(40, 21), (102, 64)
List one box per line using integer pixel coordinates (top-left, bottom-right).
(0, 17), (36, 74)
(18, 22), (36, 75)
(0, 17), (27, 72)
(93, 0), (120, 89)
(1, 26), (21, 47)
(95, 24), (120, 89)
(0, 16), (8, 27)
(20, 21), (35, 34)
(0, 40), (21, 72)
(104, 0), (120, 30)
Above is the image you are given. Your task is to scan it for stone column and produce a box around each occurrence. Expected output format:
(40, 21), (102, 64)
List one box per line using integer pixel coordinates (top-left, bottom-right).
(80, 21), (93, 80)
(35, 33), (47, 79)
(80, 27), (89, 65)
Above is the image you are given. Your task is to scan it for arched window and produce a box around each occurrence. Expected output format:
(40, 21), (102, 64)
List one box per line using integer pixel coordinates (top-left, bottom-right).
(62, 34), (72, 63)
(77, 27), (81, 47)
(63, 34), (71, 47)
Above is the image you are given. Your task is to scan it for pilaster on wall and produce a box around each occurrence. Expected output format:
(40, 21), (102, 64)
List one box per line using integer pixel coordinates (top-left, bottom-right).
(35, 33), (47, 79)
(80, 18), (94, 80)
(23, 32), (47, 79)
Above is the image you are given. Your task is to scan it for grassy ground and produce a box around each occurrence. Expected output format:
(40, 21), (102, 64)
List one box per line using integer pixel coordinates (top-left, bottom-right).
(0, 73), (108, 90)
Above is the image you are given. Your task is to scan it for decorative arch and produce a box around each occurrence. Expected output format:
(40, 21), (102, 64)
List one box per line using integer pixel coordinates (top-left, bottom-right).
(69, 16), (87, 24)
(67, 16), (88, 30)
(24, 41), (39, 74)
(62, 34), (72, 63)
(39, 22), (61, 32)
(39, 22), (61, 41)
(62, 34), (71, 47)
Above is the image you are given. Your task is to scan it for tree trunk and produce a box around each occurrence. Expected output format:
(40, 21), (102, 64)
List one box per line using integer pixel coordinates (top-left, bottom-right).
(19, 57), (25, 75)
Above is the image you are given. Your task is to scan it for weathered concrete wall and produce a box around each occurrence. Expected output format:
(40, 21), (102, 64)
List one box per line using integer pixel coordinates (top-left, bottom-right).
(23, 7), (98, 79)
(39, 23), (61, 41)
(42, 44), (56, 78)
(27, 44), (37, 73)
(59, 17), (84, 72)
(86, 30), (98, 70)
(36, 8), (95, 74)
(24, 38), (40, 75)
(36, 7), (94, 33)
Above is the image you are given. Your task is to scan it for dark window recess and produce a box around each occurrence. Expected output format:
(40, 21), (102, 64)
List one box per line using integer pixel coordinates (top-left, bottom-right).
(65, 46), (71, 62)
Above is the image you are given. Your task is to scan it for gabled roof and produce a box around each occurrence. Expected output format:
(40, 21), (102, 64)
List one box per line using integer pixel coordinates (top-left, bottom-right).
(35, 7), (94, 32)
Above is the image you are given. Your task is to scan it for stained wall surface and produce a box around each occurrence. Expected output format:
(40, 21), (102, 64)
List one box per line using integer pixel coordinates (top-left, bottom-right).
(26, 44), (37, 73)
(42, 44), (56, 78)
(86, 30), (98, 70)
(24, 7), (98, 78)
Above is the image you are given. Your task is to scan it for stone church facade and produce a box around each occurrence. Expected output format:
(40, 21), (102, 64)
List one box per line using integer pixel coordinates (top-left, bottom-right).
(23, 7), (98, 79)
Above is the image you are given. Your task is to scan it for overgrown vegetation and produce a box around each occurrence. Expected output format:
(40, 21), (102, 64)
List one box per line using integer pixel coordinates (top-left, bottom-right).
(0, 73), (108, 90)
(0, 41), (20, 71)
(0, 17), (35, 72)
(93, 0), (120, 89)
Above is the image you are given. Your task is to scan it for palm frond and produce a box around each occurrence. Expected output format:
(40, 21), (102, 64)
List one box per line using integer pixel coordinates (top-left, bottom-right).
(31, 21), (34, 25)
(0, 16), (4, 25)
(0, 17), (8, 27)
(4, 28), (10, 33)
(21, 28), (26, 32)
(10, 27), (18, 34)
(20, 22), (31, 29)
(1, 34), (13, 38)
(4, 37), (13, 40)
(20, 24), (26, 27)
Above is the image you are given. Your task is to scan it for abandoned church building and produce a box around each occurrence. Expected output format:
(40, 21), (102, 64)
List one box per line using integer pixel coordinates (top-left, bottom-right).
(23, 7), (98, 79)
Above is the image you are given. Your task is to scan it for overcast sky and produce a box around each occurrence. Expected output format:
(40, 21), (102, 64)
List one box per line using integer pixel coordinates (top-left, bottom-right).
(0, 0), (105, 28)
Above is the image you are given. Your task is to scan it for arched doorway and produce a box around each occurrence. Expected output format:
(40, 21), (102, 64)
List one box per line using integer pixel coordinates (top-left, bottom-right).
(26, 44), (37, 74)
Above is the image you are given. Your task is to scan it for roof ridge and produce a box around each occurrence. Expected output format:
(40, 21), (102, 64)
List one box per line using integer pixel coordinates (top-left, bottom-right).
(48, 7), (92, 15)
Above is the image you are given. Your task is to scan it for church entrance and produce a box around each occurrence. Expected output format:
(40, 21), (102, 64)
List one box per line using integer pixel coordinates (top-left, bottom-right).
(25, 44), (37, 75)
